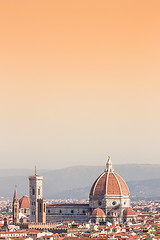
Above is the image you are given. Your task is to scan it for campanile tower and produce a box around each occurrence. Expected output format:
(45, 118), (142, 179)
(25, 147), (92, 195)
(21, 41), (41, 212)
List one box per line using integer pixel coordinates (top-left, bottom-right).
(13, 187), (19, 224)
(29, 172), (43, 222)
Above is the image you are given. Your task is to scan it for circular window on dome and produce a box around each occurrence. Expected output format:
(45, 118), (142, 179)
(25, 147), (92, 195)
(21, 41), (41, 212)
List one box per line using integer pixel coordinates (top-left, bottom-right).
(112, 201), (117, 206)
(98, 201), (102, 206)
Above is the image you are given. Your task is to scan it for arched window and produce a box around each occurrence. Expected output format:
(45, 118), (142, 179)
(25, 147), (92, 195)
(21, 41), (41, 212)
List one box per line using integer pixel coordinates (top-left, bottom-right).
(39, 203), (42, 212)
(32, 188), (35, 195)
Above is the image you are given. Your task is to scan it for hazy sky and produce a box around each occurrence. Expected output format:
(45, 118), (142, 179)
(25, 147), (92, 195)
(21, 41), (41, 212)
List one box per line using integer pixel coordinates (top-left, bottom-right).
(0, 0), (160, 169)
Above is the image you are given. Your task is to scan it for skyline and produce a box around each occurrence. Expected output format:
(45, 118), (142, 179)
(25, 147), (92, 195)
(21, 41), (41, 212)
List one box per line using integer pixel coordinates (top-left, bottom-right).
(0, 0), (160, 169)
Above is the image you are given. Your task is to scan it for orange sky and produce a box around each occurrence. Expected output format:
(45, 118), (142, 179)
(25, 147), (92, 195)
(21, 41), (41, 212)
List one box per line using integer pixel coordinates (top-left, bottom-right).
(0, 0), (160, 169)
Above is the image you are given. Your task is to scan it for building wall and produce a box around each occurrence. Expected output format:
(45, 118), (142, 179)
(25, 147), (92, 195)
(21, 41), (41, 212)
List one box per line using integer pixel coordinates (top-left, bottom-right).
(19, 208), (30, 216)
(89, 195), (131, 223)
(46, 204), (90, 223)
(38, 199), (46, 223)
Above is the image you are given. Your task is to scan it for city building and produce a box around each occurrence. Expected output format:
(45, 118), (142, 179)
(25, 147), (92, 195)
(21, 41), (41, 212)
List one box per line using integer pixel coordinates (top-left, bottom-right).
(12, 157), (136, 225)
(89, 157), (135, 223)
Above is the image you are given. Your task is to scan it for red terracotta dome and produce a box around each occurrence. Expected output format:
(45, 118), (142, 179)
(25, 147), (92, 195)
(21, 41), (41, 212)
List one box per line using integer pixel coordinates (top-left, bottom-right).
(90, 159), (129, 198)
(123, 207), (136, 216)
(19, 196), (30, 209)
(91, 208), (106, 217)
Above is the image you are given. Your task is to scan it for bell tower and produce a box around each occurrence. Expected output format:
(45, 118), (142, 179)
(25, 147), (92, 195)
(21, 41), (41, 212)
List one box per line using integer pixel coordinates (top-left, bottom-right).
(37, 199), (46, 223)
(13, 187), (19, 225)
(29, 171), (43, 222)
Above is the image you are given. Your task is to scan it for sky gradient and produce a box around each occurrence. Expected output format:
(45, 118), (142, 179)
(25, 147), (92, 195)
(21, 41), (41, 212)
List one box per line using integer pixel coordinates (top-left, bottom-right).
(0, 0), (160, 169)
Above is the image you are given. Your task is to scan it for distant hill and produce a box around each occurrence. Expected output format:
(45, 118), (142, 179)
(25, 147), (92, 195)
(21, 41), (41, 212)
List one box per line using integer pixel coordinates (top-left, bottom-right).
(47, 179), (160, 201)
(0, 164), (160, 200)
(128, 178), (160, 200)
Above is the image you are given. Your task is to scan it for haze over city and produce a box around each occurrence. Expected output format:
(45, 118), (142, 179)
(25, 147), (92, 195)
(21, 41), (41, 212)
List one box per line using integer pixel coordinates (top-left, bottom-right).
(0, 0), (160, 169)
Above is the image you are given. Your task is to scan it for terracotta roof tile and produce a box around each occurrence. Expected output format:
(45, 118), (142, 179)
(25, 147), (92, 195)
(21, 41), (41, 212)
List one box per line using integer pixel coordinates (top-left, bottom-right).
(90, 173), (107, 197)
(91, 208), (106, 217)
(29, 174), (41, 178)
(107, 173), (120, 195)
(90, 171), (129, 197)
(123, 207), (136, 216)
(19, 196), (30, 209)
(115, 173), (130, 196)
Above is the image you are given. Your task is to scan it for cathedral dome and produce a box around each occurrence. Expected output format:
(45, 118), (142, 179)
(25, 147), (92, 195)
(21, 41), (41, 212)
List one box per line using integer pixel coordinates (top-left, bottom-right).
(19, 196), (30, 209)
(123, 207), (136, 216)
(91, 208), (106, 217)
(89, 157), (129, 199)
